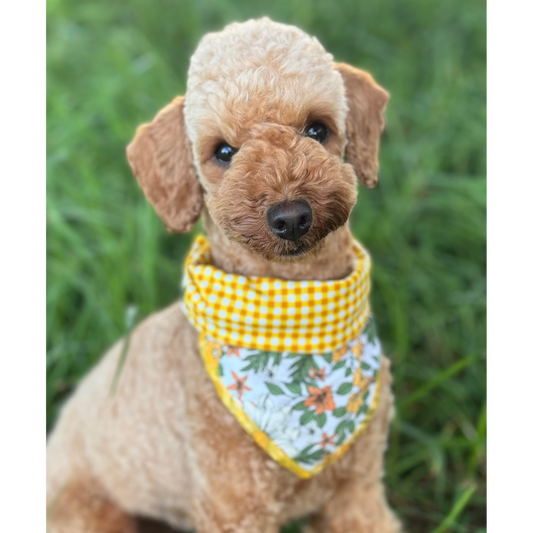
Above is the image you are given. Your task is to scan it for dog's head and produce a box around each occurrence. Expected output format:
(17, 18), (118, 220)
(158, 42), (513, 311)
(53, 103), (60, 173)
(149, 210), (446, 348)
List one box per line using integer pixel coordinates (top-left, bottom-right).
(127, 18), (388, 261)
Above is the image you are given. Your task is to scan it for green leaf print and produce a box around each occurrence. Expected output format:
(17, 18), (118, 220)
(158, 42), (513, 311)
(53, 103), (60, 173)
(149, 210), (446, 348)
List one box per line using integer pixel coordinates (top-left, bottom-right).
(266, 382), (284, 395)
(347, 420), (355, 433)
(288, 354), (318, 382)
(218, 363), (224, 376)
(337, 382), (353, 395)
(285, 381), (302, 395)
(299, 444), (315, 456)
(345, 366), (352, 377)
(335, 419), (351, 435)
(332, 360), (346, 371)
(242, 352), (269, 374)
(364, 317), (377, 343)
(293, 445), (325, 465)
(316, 412), (327, 428)
(241, 351), (280, 373)
(323, 352), (333, 364)
(361, 362), (371, 371)
(309, 449), (325, 461)
(293, 401), (307, 411)
(333, 407), (347, 417)
(300, 411), (314, 425)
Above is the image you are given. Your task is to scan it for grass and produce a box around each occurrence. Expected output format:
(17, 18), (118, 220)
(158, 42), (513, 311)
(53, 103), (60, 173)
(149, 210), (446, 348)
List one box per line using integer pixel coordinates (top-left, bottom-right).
(47, 0), (486, 531)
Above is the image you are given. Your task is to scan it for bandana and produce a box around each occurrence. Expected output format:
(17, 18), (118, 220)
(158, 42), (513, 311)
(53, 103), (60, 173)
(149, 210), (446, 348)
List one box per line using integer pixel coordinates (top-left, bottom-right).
(182, 235), (382, 479)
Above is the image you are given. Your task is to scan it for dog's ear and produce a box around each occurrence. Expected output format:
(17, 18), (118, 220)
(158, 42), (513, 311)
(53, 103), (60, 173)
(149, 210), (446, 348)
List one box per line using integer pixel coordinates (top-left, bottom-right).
(335, 63), (389, 188)
(126, 96), (203, 232)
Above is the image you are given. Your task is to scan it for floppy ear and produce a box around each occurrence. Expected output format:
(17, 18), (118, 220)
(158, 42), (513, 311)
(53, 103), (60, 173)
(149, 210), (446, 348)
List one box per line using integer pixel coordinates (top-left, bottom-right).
(335, 63), (389, 188)
(126, 96), (203, 232)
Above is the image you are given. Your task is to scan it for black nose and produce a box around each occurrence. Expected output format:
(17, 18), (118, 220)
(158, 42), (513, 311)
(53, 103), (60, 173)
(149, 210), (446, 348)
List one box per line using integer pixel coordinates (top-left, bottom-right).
(267, 200), (313, 241)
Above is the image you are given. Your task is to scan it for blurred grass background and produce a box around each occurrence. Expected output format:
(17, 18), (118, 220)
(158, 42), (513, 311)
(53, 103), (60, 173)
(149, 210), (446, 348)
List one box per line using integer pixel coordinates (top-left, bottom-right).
(47, 0), (486, 531)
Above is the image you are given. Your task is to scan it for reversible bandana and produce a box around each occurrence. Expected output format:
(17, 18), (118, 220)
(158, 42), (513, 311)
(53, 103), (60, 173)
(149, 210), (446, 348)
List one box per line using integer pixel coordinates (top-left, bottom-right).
(182, 235), (382, 479)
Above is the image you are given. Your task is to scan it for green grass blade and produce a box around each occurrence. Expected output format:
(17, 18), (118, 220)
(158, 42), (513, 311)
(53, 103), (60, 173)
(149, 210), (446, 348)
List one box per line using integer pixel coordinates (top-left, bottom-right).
(430, 484), (477, 533)
(399, 356), (478, 409)
(110, 306), (138, 396)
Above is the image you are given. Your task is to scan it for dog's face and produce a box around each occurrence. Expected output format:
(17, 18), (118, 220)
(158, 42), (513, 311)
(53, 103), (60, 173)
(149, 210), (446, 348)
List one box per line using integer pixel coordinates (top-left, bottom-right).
(127, 19), (388, 262)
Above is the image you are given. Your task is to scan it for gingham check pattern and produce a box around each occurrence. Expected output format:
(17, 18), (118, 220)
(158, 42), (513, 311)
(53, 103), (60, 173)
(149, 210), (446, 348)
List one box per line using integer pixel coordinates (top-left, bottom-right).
(182, 235), (372, 354)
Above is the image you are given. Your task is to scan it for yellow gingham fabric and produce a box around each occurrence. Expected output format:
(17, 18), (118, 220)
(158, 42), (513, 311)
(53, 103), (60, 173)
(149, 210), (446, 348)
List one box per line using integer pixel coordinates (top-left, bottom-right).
(182, 235), (372, 354)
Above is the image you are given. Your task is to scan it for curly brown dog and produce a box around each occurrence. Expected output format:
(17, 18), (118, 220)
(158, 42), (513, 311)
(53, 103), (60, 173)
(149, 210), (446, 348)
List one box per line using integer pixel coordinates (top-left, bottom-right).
(47, 18), (401, 533)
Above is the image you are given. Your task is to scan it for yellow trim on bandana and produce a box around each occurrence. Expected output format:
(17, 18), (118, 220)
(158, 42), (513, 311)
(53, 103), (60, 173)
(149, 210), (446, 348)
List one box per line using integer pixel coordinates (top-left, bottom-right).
(199, 334), (382, 479)
(183, 235), (372, 354)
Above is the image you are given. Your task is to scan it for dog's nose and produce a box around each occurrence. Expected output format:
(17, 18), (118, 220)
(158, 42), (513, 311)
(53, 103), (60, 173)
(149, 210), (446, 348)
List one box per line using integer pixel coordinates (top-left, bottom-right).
(267, 200), (312, 241)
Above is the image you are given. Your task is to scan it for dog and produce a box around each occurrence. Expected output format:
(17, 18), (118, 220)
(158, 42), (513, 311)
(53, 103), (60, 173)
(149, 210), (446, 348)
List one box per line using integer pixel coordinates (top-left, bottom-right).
(47, 18), (401, 533)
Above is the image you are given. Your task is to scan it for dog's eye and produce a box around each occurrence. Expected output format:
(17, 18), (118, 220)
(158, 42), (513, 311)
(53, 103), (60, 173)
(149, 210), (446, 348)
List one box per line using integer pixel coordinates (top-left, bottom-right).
(214, 142), (238, 164)
(304, 122), (328, 144)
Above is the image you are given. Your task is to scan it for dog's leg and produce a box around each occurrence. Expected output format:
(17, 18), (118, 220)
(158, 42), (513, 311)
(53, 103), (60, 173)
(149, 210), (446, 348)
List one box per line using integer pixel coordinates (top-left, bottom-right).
(191, 489), (280, 533)
(305, 482), (401, 533)
(304, 513), (329, 533)
(186, 435), (281, 532)
(47, 478), (138, 533)
(189, 461), (282, 533)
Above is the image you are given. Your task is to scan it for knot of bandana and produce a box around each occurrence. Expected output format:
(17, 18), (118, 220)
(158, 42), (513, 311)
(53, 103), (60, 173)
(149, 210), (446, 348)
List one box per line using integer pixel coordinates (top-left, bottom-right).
(182, 235), (372, 354)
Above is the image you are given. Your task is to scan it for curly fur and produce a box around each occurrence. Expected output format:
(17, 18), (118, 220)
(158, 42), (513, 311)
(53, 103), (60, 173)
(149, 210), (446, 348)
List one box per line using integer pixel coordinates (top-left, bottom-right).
(208, 123), (356, 260)
(47, 17), (399, 533)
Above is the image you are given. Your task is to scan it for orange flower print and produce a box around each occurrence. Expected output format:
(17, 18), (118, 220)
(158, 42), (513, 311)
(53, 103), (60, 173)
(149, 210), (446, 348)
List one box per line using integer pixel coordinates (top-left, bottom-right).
(347, 392), (364, 413)
(227, 371), (251, 400)
(353, 368), (374, 389)
(318, 432), (336, 449)
(333, 345), (348, 362)
(353, 367), (368, 389)
(352, 340), (363, 361)
(304, 385), (336, 415)
(308, 367), (326, 381)
(349, 369), (375, 412)
(226, 346), (241, 358)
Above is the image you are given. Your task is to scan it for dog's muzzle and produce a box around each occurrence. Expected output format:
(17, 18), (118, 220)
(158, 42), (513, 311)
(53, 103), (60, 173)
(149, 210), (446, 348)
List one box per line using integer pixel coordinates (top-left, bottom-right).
(266, 200), (312, 241)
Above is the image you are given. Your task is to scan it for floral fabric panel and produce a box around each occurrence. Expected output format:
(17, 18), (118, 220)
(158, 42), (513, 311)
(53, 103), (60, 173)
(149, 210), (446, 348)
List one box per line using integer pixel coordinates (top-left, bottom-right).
(201, 318), (382, 478)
